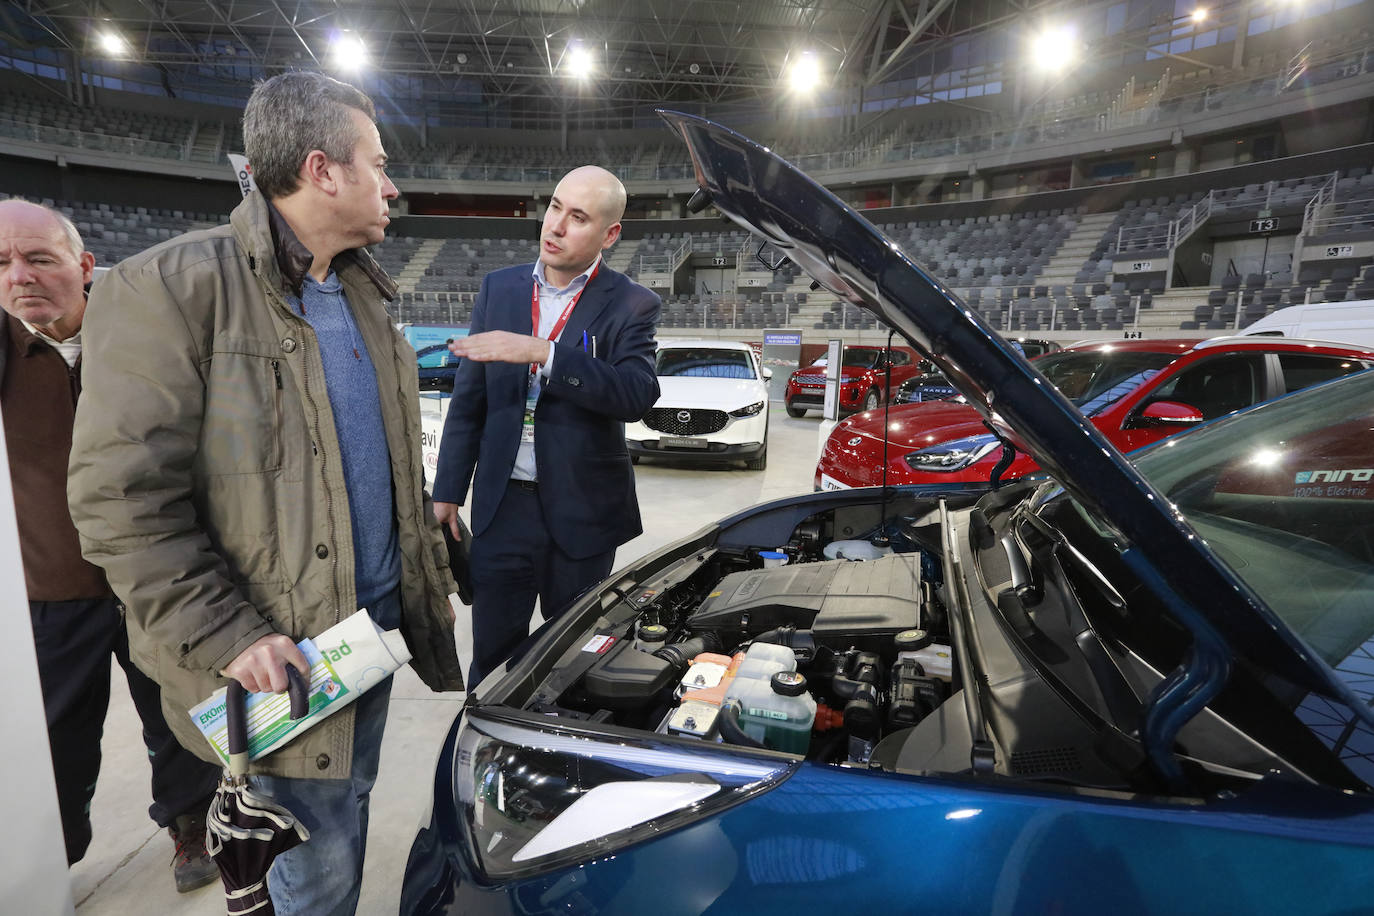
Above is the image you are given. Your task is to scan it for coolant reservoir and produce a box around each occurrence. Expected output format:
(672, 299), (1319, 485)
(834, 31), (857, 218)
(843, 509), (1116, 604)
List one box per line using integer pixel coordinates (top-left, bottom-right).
(742, 642), (795, 668)
(731, 642), (797, 688)
(734, 672), (816, 754)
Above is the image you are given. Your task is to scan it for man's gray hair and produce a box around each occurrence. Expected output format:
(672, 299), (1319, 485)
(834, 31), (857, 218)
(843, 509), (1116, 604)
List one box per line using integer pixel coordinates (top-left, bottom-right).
(49, 206), (85, 259)
(242, 71), (377, 200)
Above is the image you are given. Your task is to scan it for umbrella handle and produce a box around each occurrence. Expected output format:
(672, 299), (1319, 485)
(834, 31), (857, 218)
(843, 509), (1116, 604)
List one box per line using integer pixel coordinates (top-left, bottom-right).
(225, 664), (312, 777)
(284, 664), (310, 720)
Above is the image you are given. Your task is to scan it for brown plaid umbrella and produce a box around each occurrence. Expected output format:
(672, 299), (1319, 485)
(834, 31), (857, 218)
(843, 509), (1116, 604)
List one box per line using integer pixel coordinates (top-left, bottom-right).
(206, 667), (310, 915)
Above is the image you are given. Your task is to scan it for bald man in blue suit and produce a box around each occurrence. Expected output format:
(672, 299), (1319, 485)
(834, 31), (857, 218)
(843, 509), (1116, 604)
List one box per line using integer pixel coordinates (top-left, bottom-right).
(432, 166), (660, 688)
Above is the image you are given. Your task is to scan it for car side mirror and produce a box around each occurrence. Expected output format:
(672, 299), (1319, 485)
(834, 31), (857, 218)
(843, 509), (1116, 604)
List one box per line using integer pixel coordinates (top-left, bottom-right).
(762, 367), (773, 381)
(1132, 400), (1206, 428)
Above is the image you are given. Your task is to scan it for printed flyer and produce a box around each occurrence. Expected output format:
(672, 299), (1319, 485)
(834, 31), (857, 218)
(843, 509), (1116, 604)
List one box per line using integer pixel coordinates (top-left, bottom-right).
(190, 610), (413, 765)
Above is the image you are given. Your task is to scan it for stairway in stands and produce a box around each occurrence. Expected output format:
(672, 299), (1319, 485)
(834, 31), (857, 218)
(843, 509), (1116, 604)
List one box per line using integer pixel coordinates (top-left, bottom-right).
(606, 240), (637, 275)
(1036, 211), (1118, 290)
(395, 239), (447, 294)
(186, 119), (225, 165)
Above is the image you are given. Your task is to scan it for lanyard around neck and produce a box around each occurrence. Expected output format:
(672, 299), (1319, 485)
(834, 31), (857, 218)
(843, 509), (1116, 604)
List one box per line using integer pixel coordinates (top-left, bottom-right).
(531, 260), (600, 347)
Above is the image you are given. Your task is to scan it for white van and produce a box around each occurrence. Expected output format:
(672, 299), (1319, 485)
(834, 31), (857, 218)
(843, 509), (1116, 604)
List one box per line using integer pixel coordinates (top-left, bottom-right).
(1240, 299), (1374, 348)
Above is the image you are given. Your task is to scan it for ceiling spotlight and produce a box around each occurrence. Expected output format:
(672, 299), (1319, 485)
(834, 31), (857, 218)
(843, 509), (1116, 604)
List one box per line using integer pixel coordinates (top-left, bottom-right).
(331, 32), (368, 70)
(787, 52), (822, 92)
(1030, 25), (1078, 72)
(1191, 8), (1208, 22)
(565, 43), (594, 79)
(689, 62), (700, 75)
(456, 52), (468, 65)
(97, 30), (128, 56)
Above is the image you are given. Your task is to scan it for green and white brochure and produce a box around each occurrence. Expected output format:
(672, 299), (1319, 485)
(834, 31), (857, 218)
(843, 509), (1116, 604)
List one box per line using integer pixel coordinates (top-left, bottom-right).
(190, 609), (413, 766)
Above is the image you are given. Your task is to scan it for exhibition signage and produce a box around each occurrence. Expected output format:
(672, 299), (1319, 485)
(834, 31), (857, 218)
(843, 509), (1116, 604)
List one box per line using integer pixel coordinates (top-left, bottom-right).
(761, 329), (802, 401)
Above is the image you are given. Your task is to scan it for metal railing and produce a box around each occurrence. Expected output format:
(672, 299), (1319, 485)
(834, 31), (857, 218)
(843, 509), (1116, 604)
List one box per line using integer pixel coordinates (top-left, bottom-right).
(1170, 190), (1213, 250)
(1116, 172), (1339, 255)
(637, 236), (691, 276)
(1116, 218), (1175, 253)
(0, 115), (187, 160)
(1311, 197), (1374, 236)
(1304, 170), (1340, 235)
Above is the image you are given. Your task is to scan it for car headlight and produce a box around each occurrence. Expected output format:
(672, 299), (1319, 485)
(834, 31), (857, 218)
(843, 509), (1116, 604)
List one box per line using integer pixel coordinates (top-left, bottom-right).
(455, 710), (794, 881)
(729, 400), (766, 418)
(904, 435), (1000, 472)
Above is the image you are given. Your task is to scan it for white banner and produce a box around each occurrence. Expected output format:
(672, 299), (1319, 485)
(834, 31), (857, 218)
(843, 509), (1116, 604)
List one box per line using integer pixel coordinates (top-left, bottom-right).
(227, 153), (257, 198)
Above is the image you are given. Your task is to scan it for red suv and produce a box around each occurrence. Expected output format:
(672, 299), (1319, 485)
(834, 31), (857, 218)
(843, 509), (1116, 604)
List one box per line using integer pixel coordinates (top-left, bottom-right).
(816, 336), (1374, 490)
(784, 344), (922, 417)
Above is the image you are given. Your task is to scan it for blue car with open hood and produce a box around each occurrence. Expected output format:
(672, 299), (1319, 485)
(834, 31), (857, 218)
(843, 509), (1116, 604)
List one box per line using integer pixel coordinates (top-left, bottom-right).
(400, 113), (1374, 915)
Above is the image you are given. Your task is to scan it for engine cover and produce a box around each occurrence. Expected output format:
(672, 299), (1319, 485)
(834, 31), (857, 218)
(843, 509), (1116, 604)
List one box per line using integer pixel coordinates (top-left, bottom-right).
(686, 555), (922, 650)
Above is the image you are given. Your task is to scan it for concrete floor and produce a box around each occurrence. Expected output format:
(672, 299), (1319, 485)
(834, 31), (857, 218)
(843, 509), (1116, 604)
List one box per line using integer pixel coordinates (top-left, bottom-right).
(70, 406), (828, 915)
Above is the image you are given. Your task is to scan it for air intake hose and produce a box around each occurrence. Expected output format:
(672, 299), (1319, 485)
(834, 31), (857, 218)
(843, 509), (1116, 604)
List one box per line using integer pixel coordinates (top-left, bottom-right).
(652, 632), (723, 670)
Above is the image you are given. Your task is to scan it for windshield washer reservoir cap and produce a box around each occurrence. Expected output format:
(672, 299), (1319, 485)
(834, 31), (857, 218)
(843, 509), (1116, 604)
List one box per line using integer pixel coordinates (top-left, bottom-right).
(770, 671), (808, 696)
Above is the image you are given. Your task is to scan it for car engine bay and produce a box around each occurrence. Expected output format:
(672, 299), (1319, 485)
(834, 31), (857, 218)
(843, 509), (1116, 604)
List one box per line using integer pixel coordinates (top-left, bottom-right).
(500, 485), (1310, 797)
(518, 499), (979, 771)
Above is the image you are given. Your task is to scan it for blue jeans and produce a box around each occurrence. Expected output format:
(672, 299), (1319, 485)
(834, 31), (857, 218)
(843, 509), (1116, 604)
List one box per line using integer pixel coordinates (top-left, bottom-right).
(254, 586), (401, 916)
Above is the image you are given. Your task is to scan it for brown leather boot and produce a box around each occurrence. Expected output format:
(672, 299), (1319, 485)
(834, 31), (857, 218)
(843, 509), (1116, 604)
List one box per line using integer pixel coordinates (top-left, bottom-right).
(169, 812), (218, 893)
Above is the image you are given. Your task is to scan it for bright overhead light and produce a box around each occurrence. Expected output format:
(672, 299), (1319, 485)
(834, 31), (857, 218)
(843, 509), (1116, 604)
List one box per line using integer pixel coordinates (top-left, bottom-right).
(331, 32), (368, 70)
(97, 30), (128, 56)
(1191, 7), (1209, 22)
(1029, 24), (1078, 72)
(565, 44), (594, 79)
(787, 52), (822, 92)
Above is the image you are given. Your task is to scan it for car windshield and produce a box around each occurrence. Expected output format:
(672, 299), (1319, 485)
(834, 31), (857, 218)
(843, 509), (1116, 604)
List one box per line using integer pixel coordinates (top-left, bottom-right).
(842, 348), (884, 368)
(656, 348), (757, 379)
(1132, 369), (1374, 690)
(1028, 369), (1374, 786)
(1033, 348), (1179, 417)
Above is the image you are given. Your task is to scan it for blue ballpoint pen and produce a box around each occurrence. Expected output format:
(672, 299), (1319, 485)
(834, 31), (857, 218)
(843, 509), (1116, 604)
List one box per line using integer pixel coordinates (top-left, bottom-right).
(582, 330), (589, 352)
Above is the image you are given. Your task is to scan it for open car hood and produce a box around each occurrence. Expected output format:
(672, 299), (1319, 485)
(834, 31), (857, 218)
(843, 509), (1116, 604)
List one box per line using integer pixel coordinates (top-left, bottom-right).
(658, 110), (1374, 745)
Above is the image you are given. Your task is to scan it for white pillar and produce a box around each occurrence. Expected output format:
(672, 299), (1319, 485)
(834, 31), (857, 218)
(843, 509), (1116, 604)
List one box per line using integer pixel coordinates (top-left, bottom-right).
(0, 424), (76, 915)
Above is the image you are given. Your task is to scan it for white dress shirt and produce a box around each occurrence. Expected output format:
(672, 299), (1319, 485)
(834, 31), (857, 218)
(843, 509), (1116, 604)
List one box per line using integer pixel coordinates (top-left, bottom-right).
(511, 255), (601, 481)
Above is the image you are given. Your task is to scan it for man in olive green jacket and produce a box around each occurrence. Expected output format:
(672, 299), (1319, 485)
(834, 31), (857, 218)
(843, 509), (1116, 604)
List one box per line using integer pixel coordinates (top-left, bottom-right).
(68, 72), (463, 916)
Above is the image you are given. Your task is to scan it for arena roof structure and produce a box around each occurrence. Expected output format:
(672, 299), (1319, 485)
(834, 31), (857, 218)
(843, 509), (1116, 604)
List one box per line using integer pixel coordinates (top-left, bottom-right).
(5, 0), (1119, 125)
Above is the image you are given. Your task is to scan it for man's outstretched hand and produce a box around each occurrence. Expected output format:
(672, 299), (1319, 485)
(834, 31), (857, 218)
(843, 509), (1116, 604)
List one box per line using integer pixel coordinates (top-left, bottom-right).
(450, 331), (549, 365)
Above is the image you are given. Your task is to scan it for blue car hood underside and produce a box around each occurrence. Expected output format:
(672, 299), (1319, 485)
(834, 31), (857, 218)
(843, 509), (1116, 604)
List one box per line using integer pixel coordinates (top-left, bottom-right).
(656, 109), (1374, 770)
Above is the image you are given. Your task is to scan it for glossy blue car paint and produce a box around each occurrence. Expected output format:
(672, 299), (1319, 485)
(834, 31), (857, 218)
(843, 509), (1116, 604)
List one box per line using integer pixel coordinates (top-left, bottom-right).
(406, 709), (1374, 915)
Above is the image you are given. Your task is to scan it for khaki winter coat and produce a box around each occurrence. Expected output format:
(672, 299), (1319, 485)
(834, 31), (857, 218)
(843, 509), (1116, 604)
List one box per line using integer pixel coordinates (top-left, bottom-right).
(68, 192), (464, 778)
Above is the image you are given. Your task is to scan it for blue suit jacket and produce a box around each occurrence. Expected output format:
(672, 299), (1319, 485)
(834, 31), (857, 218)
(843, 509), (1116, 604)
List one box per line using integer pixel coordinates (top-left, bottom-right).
(432, 262), (661, 559)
